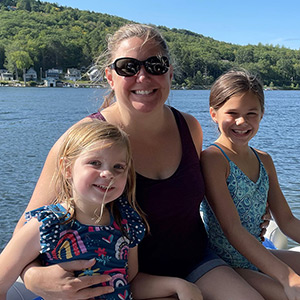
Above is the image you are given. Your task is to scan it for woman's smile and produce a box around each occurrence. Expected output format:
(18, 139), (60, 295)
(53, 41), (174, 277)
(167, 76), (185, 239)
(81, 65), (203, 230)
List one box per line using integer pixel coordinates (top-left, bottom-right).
(132, 89), (156, 95)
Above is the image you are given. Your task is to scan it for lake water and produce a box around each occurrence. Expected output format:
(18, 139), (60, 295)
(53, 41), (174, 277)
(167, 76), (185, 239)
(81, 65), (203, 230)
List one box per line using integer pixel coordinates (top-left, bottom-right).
(1, 87), (300, 250)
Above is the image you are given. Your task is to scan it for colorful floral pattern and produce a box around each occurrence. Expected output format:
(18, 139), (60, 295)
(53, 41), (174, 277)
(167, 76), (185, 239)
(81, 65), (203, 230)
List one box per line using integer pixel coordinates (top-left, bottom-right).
(25, 195), (145, 299)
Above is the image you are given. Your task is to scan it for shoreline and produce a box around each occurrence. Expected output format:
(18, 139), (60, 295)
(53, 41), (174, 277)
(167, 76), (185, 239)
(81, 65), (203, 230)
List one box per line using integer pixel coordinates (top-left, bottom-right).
(1, 83), (299, 91)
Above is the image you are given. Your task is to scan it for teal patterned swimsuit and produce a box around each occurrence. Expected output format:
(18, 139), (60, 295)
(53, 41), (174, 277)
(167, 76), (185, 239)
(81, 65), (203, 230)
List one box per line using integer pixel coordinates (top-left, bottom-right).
(201, 144), (269, 270)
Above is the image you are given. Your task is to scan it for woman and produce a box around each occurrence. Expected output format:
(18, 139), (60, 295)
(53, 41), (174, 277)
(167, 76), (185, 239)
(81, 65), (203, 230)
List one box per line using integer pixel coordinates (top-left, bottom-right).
(13, 24), (268, 299)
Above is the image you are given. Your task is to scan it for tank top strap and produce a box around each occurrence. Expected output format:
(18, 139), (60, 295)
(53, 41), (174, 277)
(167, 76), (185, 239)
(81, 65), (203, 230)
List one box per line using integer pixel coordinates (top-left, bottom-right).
(169, 106), (198, 161)
(211, 143), (231, 162)
(89, 111), (106, 121)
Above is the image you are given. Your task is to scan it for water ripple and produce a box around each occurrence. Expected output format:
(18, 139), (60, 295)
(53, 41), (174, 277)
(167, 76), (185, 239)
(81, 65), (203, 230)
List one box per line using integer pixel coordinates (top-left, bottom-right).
(1, 88), (300, 250)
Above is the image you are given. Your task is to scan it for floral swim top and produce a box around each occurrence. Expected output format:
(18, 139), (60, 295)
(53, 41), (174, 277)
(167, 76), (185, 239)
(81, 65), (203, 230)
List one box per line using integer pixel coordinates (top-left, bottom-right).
(25, 195), (145, 300)
(201, 144), (269, 271)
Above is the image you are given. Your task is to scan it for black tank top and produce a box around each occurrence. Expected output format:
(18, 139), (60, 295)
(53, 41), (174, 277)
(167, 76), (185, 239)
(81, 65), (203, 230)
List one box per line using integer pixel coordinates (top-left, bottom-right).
(90, 107), (207, 278)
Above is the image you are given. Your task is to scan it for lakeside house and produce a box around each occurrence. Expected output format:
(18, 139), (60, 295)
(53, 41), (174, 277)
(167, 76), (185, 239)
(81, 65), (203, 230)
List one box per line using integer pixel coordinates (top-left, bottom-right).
(0, 69), (13, 81)
(0, 67), (92, 87)
(44, 68), (63, 87)
(45, 68), (62, 79)
(64, 68), (81, 81)
(24, 67), (37, 81)
(44, 77), (57, 87)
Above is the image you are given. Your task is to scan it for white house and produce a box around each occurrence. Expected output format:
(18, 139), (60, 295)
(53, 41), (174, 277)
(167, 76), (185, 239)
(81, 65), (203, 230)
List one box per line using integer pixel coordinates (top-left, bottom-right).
(65, 68), (81, 81)
(0, 69), (13, 81)
(45, 68), (62, 80)
(44, 68), (63, 87)
(44, 77), (57, 87)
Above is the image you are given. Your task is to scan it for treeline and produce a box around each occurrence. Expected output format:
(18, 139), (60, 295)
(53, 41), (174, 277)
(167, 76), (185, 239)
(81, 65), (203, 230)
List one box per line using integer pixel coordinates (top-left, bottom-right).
(1, 0), (300, 89)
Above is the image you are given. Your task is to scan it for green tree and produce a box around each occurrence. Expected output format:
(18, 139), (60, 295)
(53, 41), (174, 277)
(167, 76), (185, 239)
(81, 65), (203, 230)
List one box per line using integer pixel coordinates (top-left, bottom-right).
(235, 46), (254, 64)
(0, 43), (5, 68)
(5, 48), (33, 79)
(276, 58), (294, 83)
(16, 0), (32, 11)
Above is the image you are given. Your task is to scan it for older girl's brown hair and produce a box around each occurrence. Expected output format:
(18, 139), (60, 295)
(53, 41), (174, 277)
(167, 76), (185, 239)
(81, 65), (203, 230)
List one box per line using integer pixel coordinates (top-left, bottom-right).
(209, 69), (265, 113)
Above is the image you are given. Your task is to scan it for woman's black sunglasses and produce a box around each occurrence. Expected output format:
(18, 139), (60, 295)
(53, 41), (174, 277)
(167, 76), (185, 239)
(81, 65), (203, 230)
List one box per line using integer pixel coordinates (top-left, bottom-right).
(110, 56), (170, 77)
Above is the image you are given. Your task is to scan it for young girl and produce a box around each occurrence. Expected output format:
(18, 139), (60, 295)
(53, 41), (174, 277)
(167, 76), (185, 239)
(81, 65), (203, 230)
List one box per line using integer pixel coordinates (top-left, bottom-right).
(1, 120), (202, 300)
(201, 69), (300, 300)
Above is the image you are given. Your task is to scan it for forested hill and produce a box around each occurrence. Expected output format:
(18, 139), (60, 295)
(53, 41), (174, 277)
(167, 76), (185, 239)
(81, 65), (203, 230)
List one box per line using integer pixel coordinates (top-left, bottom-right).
(1, 0), (300, 88)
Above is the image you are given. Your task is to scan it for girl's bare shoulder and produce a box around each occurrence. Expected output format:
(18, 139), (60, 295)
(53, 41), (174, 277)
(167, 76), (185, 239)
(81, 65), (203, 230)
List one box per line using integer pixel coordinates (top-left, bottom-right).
(254, 148), (273, 165)
(253, 148), (276, 175)
(201, 145), (228, 169)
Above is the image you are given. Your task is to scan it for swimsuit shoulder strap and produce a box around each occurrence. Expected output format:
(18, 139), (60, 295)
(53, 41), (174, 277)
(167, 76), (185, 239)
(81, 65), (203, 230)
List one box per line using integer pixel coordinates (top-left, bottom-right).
(211, 144), (262, 165)
(250, 147), (262, 163)
(211, 143), (231, 162)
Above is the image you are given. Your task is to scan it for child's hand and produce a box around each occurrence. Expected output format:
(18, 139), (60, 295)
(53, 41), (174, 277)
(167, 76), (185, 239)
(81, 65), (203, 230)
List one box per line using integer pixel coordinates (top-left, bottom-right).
(176, 280), (203, 300)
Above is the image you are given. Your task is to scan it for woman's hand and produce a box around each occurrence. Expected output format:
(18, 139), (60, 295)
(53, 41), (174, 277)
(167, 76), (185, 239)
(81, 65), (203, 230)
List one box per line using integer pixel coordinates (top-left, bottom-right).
(23, 259), (114, 300)
(260, 202), (271, 241)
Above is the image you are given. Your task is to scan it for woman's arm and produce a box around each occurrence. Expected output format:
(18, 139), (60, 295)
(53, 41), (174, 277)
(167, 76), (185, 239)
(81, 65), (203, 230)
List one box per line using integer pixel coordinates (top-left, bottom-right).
(128, 246), (202, 299)
(22, 259), (114, 300)
(260, 202), (271, 241)
(201, 148), (300, 299)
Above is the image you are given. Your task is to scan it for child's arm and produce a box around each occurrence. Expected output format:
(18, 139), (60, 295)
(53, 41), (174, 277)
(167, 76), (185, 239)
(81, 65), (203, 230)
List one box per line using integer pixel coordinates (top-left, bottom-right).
(260, 151), (300, 243)
(127, 246), (139, 283)
(128, 246), (202, 299)
(201, 148), (300, 300)
(0, 218), (41, 299)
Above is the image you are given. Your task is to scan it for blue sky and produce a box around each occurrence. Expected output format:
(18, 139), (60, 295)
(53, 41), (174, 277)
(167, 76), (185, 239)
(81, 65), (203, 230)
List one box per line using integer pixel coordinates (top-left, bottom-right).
(48, 0), (300, 50)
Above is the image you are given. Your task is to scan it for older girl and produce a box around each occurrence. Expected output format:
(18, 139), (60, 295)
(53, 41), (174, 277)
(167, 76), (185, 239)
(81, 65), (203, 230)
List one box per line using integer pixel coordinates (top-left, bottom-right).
(201, 69), (300, 300)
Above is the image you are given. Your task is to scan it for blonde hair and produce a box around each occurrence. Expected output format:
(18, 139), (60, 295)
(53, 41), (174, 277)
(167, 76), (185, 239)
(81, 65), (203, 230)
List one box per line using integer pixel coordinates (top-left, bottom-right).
(94, 23), (170, 109)
(53, 119), (148, 234)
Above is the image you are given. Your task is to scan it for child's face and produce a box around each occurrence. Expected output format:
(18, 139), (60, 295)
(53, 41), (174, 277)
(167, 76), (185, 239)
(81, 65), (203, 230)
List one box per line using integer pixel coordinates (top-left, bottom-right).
(210, 91), (263, 146)
(69, 141), (129, 212)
